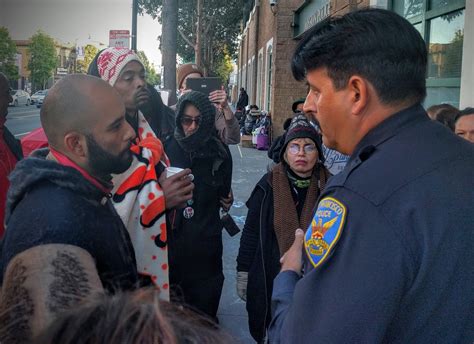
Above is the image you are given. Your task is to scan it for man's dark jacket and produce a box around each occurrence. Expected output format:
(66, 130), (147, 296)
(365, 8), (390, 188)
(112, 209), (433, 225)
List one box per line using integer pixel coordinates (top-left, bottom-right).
(0, 150), (138, 292)
(269, 105), (474, 343)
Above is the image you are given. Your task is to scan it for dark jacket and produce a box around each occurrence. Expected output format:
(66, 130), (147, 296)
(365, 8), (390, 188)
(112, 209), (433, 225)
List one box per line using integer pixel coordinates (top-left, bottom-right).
(0, 150), (138, 292)
(3, 126), (23, 160)
(236, 91), (249, 111)
(164, 136), (232, 317)
(269, 104), (474, 343)
(140, 83), (176, 143)
(237, 172), (280, 342)
(165, 137), (232, 282)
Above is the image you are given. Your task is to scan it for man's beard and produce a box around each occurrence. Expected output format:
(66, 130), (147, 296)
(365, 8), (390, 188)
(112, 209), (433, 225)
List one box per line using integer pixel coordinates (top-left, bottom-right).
(85, 134), (133, 177)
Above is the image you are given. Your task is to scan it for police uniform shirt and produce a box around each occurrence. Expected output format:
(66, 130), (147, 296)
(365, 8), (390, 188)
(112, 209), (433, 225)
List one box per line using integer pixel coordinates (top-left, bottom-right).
(269, 104), (474, 343)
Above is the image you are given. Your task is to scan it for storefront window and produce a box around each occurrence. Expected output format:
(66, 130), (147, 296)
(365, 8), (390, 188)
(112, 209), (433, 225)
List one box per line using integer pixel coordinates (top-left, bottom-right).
(429, 0), (451, 10)
(427, 10), (464, 79)
(413, 22), (423, 34)
(425, 86), (460, 108)
(393, 0), (423, 19)
(392, 0), (465, 108)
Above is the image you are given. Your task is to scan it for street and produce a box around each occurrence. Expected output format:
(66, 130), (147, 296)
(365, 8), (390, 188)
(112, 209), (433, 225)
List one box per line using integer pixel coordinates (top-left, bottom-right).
(6, 104), (41, 138)
(5, 105), (269, 342)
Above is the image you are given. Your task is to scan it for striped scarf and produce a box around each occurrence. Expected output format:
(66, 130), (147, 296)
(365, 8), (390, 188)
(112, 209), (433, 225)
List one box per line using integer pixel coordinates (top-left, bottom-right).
(111, 111), (171, 300)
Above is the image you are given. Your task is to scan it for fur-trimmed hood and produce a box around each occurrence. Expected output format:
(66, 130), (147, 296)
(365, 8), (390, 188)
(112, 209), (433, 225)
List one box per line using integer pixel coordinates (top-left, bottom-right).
(5, 149), (105, 224)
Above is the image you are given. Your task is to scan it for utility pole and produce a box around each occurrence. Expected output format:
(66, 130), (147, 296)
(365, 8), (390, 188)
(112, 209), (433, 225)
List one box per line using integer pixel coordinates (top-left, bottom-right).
(195, 0), (203, 67)
(132, 0), (138, 51)
(162, 0), (178, 105)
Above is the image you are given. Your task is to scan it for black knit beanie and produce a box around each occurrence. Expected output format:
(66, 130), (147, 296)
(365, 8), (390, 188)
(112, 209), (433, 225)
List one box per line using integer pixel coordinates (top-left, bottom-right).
(280, 114), (324, 162)
(174, 91), (216, 152)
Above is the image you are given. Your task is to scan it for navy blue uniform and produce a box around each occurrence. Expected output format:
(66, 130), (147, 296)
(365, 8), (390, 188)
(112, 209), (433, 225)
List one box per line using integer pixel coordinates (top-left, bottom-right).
(269, 105), (474, 343)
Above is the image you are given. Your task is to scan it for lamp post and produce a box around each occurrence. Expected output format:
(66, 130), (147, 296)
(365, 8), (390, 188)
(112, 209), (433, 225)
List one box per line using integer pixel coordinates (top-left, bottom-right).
(69, 48), (77, 74)
(132, 0), (138, 51)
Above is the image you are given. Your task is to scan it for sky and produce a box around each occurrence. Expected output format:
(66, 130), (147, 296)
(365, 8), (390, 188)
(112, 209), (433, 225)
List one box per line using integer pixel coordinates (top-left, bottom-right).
(0, 0), (162, 67)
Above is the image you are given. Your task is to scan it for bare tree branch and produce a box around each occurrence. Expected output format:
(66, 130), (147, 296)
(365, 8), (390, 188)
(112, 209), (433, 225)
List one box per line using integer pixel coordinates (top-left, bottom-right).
(178, 27), (196, 49)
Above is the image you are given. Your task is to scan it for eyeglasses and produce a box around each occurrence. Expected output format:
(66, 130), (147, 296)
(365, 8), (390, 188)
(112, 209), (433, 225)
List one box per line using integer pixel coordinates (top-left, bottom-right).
(288, 143), (317, 155)
(181, 116), (202, 126)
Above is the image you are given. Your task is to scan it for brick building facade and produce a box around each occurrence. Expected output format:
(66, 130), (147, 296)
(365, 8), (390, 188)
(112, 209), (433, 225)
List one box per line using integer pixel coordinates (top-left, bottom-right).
(237, 0), (473, 137)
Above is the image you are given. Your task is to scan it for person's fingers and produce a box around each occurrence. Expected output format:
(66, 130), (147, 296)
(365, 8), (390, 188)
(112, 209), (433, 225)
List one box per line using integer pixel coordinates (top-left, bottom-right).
(280, 228), (304, 263)
(163, 169), (192, 186)
(179, 182), (195, 194)
(169, 168), (192, 180)
(294, 228), (304, 242)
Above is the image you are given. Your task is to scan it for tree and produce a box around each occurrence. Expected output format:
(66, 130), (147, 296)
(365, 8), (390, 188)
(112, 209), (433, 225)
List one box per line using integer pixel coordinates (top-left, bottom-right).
(28, 31), (56, 90)
(0, 27), (19, 81)
(141, 0), (178, 103)
(139, 0), (243, 79)
(76, 44), (98, 74)
(137, 50), (161, 86)
(214, 45), (233, 83)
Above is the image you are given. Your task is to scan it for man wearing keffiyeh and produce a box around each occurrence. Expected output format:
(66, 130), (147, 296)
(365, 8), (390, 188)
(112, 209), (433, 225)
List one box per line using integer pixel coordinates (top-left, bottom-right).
(89, 48), (194, 300)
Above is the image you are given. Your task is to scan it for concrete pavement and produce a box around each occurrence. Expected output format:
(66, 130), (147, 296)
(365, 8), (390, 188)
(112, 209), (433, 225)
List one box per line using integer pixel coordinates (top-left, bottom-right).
(218, 144), (271, 343)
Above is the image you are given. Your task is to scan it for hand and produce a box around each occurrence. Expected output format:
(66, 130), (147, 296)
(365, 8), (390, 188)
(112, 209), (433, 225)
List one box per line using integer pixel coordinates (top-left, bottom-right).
(220, 189), (234, 212)
(236, 271), (248, 301)
(209, 86), (228, 110)
(159, 168), (194, 209)
(280, 228), (305, 276)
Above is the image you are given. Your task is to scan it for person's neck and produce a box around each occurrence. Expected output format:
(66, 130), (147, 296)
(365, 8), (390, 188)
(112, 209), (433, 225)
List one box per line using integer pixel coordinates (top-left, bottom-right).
(49, 148), (112, 193)
(287, 165), (312, 179)
(126, 109), (139, 133)
(344, 100), (418, 155)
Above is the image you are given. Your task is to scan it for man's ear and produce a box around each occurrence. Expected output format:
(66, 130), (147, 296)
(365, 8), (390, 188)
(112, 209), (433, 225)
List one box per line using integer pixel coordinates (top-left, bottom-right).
(63, 132), (87, 158)
(347, 75), (369, 116)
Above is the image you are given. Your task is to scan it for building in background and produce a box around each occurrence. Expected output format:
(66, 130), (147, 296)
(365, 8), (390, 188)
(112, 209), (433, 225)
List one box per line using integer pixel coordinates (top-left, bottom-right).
(14, 40), (31, 91)
(14, 40), (78, 91)
(237, 0), (472, 137)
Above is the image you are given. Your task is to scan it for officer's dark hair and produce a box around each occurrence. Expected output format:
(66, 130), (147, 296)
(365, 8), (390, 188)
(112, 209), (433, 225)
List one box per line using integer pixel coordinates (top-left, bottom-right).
(291, 8), (427, 106)
(455, 107), (474, 124)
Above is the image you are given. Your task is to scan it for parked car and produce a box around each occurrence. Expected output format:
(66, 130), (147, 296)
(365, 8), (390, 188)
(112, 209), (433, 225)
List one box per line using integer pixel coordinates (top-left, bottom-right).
(9, 89), (31, 106)
(30, 90), (48, 105)
(36, 90), (49, 108)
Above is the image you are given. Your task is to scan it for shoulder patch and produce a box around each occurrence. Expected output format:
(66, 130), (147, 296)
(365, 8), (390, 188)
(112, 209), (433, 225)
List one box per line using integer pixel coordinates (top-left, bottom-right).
(304, 197), (346, 268)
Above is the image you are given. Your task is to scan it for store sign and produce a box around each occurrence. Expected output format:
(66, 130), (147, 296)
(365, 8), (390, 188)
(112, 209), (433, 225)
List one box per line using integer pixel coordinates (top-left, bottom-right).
(303, 2), (330, 31)
(57, 67), (68, 75)
(76, 46), (85, 61)
(109, 30), (130, 48)
(293, 0), (331, 38)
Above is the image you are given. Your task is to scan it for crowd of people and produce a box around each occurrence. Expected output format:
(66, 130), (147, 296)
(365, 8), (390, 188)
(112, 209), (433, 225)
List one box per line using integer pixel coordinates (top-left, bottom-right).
(0, 7), (473, 344)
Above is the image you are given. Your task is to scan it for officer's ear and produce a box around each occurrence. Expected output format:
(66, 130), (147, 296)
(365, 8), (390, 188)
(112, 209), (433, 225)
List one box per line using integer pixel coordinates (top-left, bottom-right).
(346, 75), (369, 117)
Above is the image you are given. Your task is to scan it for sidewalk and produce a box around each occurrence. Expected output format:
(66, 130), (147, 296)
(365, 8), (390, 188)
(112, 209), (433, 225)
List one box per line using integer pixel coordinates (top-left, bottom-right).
(217, 144), (270, 343)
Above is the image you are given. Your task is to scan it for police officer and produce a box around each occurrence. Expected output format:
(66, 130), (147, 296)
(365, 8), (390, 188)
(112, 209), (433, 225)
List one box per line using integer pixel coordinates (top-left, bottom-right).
(268, 8), (474, 343)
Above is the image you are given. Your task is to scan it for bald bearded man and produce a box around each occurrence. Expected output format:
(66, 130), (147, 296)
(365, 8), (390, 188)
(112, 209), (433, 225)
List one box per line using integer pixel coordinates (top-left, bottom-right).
(0, 75), (139, 343)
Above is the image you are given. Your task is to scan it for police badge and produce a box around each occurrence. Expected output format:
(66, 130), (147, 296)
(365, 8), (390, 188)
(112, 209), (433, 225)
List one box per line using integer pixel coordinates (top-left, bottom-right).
(305, 197), (346, 268)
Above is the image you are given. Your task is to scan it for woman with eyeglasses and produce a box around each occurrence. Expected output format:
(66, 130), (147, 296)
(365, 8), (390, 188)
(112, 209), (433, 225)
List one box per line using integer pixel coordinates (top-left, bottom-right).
(164, 91), (232, 322)
(236, 114), (330, 343)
